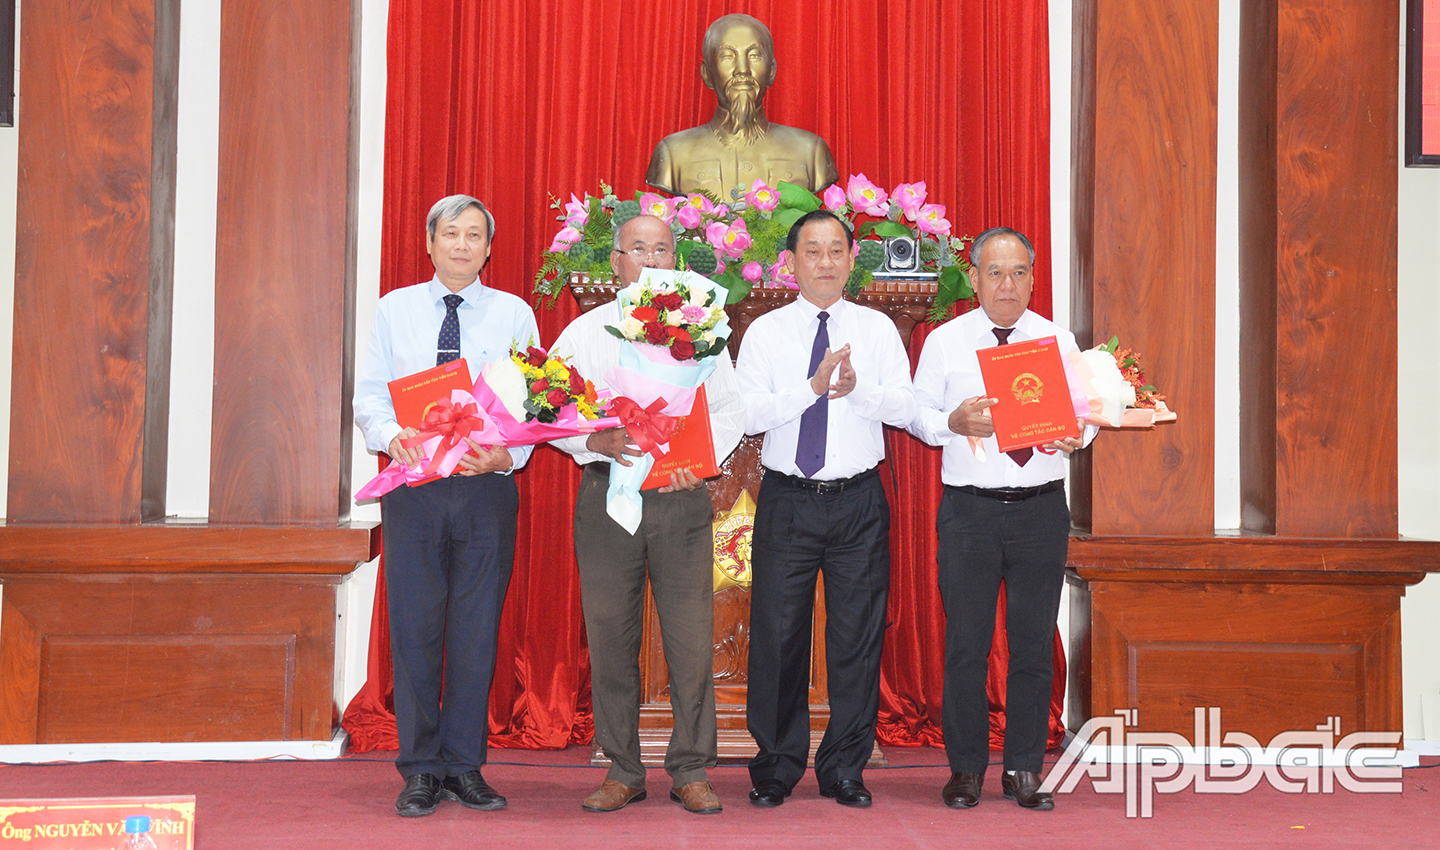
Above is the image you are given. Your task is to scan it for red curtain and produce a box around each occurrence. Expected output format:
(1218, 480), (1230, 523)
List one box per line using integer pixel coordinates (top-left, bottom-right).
(344, 0), (1061, 753)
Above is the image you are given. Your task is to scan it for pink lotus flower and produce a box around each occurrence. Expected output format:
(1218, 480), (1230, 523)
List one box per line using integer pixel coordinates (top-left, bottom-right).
(706, 218), (752, 259)
(742, 261), (764, 283)
(893, 182), (927, 221)
(822, 184), (848, 212)
(676, 204), (703, 230)
(745, 179), (780, 212)
(682, 193), (719, 215)
(714, 259), (727, 275)
(548, 225), (583, 252)
(563, 193), (589, 227)
(846, 173), (889, 216)
(914, 203), (951, 236)
(639, 192), (678, 225)
(767, 252), (798, 288)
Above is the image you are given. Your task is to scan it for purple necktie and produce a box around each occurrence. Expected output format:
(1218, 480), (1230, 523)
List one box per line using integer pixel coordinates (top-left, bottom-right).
(992, 327), (1032, 467)
(436, 293), (463, 365)
(795, 311), (830, 477)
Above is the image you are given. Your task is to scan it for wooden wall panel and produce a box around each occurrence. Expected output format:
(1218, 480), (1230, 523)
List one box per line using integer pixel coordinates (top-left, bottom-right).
(1070, 0), (1217, 535)
(1239, 0), (1399, 537)
(1081, 578), (1403, 740)
(0, 576), (339, 744)
(8, 0), (177, 523)
(209, 0), (359, 524)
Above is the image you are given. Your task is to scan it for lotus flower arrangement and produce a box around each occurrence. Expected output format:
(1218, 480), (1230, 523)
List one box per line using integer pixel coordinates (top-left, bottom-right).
(535, 176), (975, 320)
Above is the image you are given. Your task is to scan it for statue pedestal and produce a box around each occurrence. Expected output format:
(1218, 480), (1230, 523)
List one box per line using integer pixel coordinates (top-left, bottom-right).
(569, 274), (937, 766)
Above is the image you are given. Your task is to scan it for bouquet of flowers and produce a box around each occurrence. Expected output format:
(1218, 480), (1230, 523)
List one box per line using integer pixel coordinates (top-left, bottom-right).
(1065, 336), (1175, 428)
(485, 344), (607, 423)
(597, 268), (733, 534)
(604, 270), (728, 362)
(534, 175), (974, 320)
(355, 344), (619, 501)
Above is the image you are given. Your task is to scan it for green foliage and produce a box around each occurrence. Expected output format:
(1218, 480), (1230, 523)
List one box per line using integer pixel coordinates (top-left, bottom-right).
(776, 181), (821, 212)
(611, 199), (640, 229)
(846, 268), (876, 298)
(686, 244), (718, 275)
(856, 241), (885, 272)
(718, 269), (749, 304)
(860, 220), (912, 239)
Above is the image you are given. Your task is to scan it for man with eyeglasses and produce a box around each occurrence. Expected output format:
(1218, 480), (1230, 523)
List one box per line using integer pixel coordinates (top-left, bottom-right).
(735, 210), (915, 808)
(549, 214), (745, 815)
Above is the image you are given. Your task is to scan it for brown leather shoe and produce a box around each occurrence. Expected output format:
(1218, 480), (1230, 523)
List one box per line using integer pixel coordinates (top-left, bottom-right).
(1001, 771), (1054, 810)
(669, 780), (723, 814)
(581, 779), (647, 812)
(942, 771), (983, 808)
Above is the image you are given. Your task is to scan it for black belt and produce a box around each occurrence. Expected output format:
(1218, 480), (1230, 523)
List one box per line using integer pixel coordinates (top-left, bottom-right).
(948, 480), (1063, 503)
(765, 467), (879, 495)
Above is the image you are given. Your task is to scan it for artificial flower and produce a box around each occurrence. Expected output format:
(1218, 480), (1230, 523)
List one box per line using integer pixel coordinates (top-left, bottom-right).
(893, 181), (927, 221)
(914, 203), (951, 236)
(746, 179), (780, 212)
(846, 173), (889, 216)
(822, 184), (848, 211)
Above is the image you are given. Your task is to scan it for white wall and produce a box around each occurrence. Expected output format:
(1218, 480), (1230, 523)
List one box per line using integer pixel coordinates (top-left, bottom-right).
(0, 0), (1434, 738)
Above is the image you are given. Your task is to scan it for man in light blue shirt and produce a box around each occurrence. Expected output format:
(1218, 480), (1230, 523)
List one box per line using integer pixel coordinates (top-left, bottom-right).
(354, 195), (538, 817)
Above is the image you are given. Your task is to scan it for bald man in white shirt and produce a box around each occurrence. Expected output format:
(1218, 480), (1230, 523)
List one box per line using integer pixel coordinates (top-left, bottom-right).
(550, 215), (744, 816)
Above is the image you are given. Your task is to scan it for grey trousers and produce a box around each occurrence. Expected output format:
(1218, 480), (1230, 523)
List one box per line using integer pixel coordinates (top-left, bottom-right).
(573, 465), (717, 788)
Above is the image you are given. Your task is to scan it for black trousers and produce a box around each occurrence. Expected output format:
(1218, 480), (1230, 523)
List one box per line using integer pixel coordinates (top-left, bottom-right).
(381, 473), (517, 779)
(936, 485), (1068, 775)
(746, 470), (890, 791)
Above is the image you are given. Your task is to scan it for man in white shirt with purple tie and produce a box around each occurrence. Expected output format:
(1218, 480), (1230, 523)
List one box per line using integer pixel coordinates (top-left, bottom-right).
(736, 209), (915, 809)
(907, 227), (1093, 812)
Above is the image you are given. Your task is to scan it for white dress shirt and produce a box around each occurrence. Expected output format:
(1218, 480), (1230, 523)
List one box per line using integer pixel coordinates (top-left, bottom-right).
(908, 307), (1097, 488)
(549, 298), (746, 467)
(737, 296), (915, 479)
(354, 275), (539, 471)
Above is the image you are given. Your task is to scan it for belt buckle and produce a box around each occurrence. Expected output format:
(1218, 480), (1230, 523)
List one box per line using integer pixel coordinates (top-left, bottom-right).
(813, 479), (843, 495)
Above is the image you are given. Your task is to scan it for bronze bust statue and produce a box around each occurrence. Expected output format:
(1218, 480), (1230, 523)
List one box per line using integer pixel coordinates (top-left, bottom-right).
(646, 14), (840, 198)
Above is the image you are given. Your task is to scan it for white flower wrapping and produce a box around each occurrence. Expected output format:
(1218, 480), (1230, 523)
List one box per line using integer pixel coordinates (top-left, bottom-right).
(481, 356), (529, 422)
(1078, 348), (1137, 427)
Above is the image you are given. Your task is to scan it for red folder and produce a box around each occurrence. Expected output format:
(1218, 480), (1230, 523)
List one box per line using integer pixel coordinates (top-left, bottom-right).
(976, 337), (1081, 451)
(387, 359), (473, 431)
(387, 359), (474, 484)
(641, 384), (719, 489)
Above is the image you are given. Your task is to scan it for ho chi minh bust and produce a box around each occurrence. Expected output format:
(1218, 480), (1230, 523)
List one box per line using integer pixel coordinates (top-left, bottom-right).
(646, 14), (839, 198)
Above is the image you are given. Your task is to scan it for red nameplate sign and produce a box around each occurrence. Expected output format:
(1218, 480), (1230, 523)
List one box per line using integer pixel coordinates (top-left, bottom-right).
(0, 795), (195, 849)
(976, 336), (1081, 451)
(642, 384), (719, 490)
(387, 358), (474, 485)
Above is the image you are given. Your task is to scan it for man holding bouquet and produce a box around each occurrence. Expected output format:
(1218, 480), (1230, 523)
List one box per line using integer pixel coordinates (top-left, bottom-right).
(550, 214), (744, 815)
(354, 195), (538, 817)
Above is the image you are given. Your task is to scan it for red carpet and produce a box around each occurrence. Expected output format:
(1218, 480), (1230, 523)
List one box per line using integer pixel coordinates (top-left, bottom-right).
(1, 746), (1435, 849)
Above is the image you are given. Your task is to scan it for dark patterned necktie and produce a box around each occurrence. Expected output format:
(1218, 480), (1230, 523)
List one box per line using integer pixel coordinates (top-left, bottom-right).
(992, 326), (1032, 467)
(436, 293), (463, 365)
(795, 311), (830, 477)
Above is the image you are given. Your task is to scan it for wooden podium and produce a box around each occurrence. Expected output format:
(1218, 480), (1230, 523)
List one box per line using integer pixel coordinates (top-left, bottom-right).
(570, 274), (936, 765)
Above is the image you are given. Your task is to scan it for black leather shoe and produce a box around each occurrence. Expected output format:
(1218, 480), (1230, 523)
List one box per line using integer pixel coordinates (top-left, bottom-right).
(396, 773), (441, 817)
(820, 779), (873, 808)
(942, 771), (983, 808)
(440, 770), (507, 811)
(1001, 771), (1054, 810)
(748, 778), (791, 807)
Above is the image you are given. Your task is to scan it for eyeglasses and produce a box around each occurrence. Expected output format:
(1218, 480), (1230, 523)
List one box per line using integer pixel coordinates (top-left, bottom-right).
(616, 245), (673, 261)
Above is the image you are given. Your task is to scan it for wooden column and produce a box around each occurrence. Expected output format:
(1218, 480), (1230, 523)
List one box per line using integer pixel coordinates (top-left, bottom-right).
(209, 0), (360, 525)
(1070, 0), (1218, 536)
(1238, 0), (1398, 537)
(1067, 0), (1436, 743)
(1, 0), (374, 746)
(7, 0), (178, 523)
